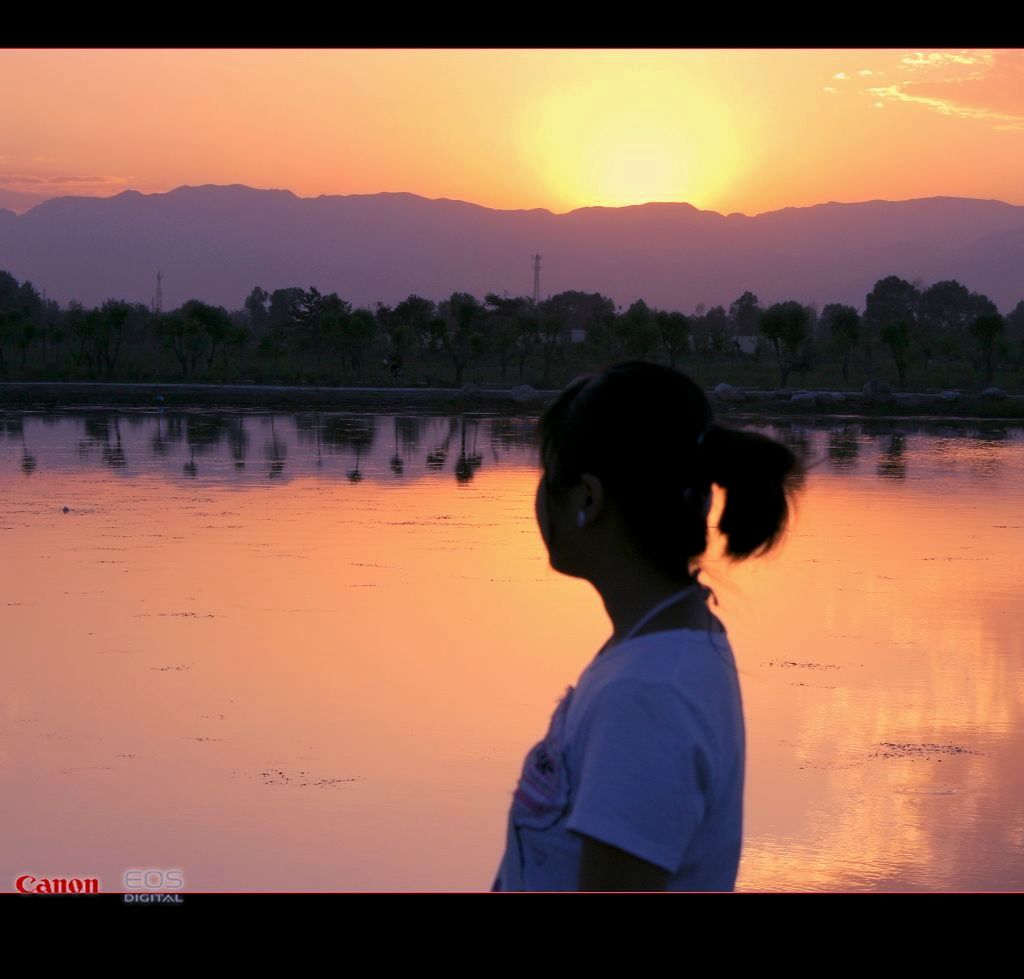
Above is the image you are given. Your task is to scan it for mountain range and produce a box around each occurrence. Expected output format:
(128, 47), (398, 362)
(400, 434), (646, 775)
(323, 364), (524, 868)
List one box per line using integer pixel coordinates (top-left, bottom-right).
(1, 184), (1022, 315)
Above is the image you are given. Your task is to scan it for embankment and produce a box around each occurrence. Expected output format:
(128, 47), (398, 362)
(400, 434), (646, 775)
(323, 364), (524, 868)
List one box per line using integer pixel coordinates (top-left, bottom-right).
(1, 380), (1023, 421)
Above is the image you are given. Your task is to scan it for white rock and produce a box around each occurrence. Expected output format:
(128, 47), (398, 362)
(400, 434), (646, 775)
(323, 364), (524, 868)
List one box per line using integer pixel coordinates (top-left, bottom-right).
(510, 384), (541, 404)
(713, 382), (747, 403)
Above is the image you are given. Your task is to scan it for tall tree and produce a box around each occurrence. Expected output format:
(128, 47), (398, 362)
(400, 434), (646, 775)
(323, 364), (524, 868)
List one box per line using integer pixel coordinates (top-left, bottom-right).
(759, 300), (810, 387)
(244, 286), (270, 332)
(155, 299), (227, 378)
(92, 299), (132, 379)
(434, 292), (485, 387)
(485, 293), (529, 381)
(657, 310), (691, 369)
(918, 280), (988, 385)
(343, 308), (380, 377)
(536, 295), (573, 386)
(879, 319), (911, 391)
(821, 303), (861, 383)
(394, 294), (437, 356)
(615, 299), (659, 360)
(728, 291), (761, 360)
(729, 291), (761, 334)
(864, 276), (921, 380)
(969, 312), (1005, 386)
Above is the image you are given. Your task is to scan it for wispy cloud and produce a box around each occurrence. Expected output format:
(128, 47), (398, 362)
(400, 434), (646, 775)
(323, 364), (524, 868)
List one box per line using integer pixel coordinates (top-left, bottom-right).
(0, 173), (133, 191)
(866, 49), (1024, 131)
(899, 52), (991, 70)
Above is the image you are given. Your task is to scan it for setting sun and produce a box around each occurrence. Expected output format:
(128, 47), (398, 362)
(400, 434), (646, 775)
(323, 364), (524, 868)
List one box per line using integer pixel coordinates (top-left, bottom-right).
(518, 61), (740, 211)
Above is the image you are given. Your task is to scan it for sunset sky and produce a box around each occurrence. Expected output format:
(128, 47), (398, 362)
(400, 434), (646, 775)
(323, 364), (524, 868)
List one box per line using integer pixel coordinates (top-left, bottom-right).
(1, 47), (1022, 217)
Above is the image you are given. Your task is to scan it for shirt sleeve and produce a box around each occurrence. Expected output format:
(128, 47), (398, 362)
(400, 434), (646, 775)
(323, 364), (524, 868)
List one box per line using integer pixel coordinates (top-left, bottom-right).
(565, 677), (713, 875)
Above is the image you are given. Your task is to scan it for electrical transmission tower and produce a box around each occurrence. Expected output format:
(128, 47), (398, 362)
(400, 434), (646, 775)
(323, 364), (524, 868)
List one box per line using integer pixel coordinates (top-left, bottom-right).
(531, 252), (542, 304)
(152, 270), (163, 315)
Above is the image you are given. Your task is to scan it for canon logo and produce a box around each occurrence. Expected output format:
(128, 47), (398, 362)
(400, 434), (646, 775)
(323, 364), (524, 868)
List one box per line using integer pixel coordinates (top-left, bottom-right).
(16, 875), (100, 894)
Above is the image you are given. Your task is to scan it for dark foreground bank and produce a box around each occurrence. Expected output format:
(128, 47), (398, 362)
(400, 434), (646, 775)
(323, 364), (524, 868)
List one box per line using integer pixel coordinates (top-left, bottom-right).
(2, 380), (1023, 421)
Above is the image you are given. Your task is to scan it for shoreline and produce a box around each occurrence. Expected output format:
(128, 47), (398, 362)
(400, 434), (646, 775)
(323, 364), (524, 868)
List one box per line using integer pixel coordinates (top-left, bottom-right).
(2, 380), (1023, 423)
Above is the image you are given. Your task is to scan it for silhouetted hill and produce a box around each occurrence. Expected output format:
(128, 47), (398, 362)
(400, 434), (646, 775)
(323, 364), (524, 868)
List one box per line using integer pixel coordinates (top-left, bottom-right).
(1, 184), (1022, 313)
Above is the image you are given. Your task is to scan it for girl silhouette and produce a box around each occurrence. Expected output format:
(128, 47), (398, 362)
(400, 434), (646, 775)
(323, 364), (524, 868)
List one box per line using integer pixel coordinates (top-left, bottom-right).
(491, 361), (805, 891)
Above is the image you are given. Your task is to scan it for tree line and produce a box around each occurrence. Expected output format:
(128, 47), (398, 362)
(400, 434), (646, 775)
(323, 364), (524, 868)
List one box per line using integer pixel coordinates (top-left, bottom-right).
(0, 270), (1021, 392)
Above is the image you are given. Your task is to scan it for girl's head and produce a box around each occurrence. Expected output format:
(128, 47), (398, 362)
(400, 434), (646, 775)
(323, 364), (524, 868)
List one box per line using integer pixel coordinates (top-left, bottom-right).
(534, 360), (806, 583)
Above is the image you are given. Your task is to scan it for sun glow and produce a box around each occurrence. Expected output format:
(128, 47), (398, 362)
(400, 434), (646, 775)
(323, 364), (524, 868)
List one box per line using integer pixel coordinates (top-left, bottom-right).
(516, 63), (742, 212)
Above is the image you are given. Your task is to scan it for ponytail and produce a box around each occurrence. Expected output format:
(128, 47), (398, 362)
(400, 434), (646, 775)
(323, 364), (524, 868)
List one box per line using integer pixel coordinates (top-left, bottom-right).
(701, 423), (806, 560)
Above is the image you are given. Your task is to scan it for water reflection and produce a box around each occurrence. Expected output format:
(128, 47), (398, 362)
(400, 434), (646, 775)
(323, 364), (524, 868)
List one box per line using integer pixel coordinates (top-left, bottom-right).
(7, 409), (1021, 487)
(878, 433), (906, 480)
(825, 426), (860, 472)
(1, 408), (1022, 891)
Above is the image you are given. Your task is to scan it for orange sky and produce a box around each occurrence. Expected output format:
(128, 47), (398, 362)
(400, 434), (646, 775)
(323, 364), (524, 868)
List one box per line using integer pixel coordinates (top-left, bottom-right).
(1, 47), (1022, 217)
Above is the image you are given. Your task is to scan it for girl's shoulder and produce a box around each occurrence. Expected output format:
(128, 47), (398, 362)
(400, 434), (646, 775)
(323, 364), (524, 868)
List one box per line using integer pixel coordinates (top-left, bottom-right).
(571, 631), (739, 735)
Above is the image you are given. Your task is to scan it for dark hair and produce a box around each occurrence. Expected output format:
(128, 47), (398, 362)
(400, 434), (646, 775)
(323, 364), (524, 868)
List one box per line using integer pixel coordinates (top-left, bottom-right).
(536, 361), (806, 578)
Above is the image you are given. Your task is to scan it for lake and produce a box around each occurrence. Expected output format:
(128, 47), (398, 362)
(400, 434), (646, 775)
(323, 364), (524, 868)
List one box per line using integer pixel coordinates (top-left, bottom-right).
(2, 408), (1022, 892)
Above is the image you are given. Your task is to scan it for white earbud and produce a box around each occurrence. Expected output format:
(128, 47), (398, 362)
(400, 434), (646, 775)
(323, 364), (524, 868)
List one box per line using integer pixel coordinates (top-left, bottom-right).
(577, 511), (586, 528)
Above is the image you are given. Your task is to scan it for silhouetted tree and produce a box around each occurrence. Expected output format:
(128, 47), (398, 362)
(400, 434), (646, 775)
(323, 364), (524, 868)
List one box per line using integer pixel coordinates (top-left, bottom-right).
(432, 293), (485, 387)
(90, 299), (132, 378)
(534, 299), (570, 385)
(969, 312), (1005, 386)
(656, 309), (691, 368)
(759, 300), (810, 387)
(689, 304), (730, 361)
(342, 308), (379, 376)
(917, 280), (996, 385)
(612, 299), (657, 360)
(0, 271), (20, 313)
(791, 335), (818, 386)
(485, 293), (529, 381)
(0, 273), (46, 375)
(156, 300), (228, 378)
(728, 291), (761, 360)
(314, 302), (350, 369)
(1006, 300), (1024, 344)
(244, 286), (270, 332)
(821, 303), (860, 383)
(507, 304), (539, 380)
(12, 316), (37, 372)
(393, 295), (437, 356)
(267, 287), (306, 329)
(880, 319), (912, 391)
(864, 276), (920, 377)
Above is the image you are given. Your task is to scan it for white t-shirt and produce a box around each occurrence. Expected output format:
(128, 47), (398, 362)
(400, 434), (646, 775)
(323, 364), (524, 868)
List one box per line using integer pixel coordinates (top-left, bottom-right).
(490, 626), (745, 891)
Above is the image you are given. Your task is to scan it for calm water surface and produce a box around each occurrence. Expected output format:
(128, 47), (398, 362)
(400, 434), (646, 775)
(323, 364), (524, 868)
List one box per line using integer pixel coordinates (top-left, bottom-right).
(2, 408), (1022, 892)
